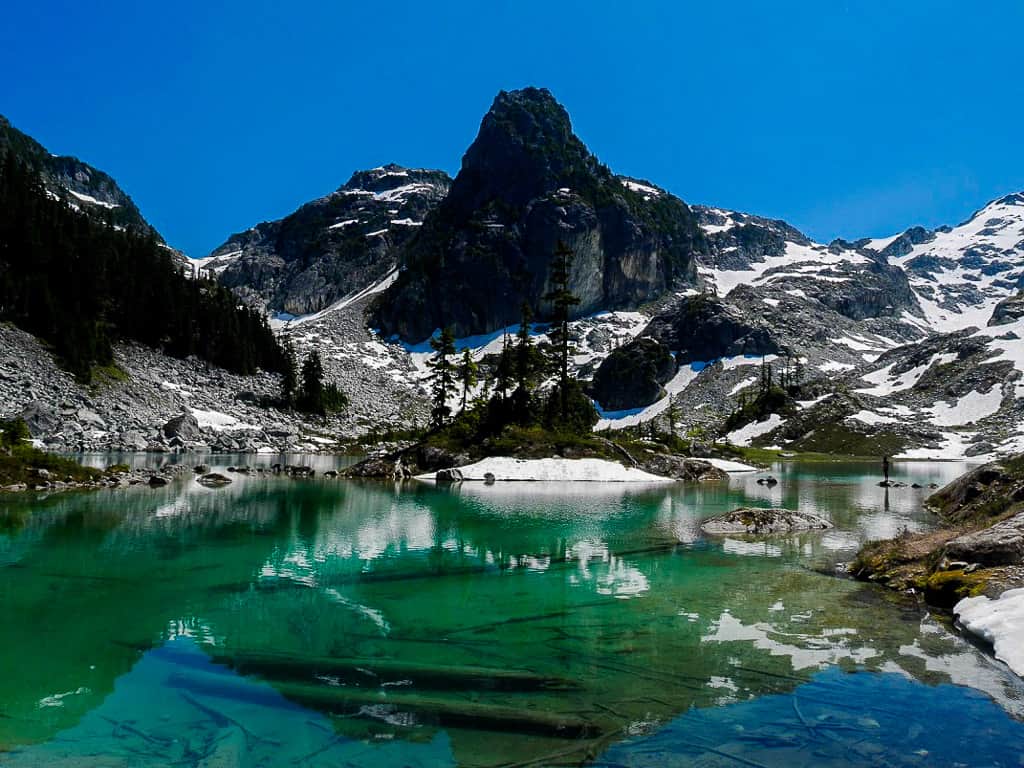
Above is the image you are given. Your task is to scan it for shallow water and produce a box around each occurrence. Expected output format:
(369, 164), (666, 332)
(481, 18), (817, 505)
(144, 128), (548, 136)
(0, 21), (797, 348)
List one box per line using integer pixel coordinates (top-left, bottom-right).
(1, 457), (1022, 767)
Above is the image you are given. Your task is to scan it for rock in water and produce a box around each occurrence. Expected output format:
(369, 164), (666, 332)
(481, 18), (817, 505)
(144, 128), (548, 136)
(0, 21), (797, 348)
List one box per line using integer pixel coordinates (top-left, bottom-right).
(701, 507), (832, 535)
(196, 472), (233, 488)
(148, 475), (170, 487)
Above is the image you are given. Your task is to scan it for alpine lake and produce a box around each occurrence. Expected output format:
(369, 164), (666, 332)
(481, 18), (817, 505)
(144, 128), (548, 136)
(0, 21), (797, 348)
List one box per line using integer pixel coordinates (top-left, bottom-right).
(2, 455), (1023, 767)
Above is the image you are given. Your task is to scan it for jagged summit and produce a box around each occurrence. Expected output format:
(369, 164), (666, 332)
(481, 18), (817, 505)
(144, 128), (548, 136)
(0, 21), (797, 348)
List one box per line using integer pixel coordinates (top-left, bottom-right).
(339, 164), (451, 195)
(372, 87), (706, 341)
(196, 164), (451, 315)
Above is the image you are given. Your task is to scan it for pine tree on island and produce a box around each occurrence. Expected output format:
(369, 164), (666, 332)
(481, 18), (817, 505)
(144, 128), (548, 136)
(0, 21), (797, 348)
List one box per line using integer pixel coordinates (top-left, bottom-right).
(428, 327), (457, 427)
(457, 348), (479, 410)
(544, 240), (582, 420)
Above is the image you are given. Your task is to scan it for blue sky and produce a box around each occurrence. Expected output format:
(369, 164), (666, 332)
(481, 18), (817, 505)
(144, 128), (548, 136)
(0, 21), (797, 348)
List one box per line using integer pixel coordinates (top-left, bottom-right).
(3, 1), (1022, 256)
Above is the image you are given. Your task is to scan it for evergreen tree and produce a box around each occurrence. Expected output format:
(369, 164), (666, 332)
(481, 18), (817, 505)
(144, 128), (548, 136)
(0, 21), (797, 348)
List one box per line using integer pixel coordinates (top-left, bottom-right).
(298, 350), (325, 415)
(0, 155), (286, 380)
(428, 327), (457, 427)
(457, 348), (479, 410)
(494, 330), (514, 400)
(543, 240), (581, 419)
(667, 392), (680, 435)
(280, 337), (298, 408)
(512, 304), (543, 425)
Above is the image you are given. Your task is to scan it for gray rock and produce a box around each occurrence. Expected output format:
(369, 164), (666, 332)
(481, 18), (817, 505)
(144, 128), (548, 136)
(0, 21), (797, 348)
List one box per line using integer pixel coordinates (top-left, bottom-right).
(120, 430), (148, 451)
(19, 401), (61, 437)
(196, 472), (232, 488)
(162, 413), (201, 441)
(701, 507), (832, 535)
(638, 454), (727, 482)
(943, 512), (1024, 566)
(436, 467), (464, 483)
(76, 407), (106, 429)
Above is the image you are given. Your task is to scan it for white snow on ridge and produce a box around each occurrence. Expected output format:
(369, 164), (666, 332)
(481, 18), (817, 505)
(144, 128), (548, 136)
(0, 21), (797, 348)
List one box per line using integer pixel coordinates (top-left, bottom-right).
(955, 588), (1024, 677)
(622, 179), (662, 198)
(885, 195), (1024, 333)
(67, 189), (120, 209)
(417, 457), (673, 483)
(328, 219), (359, 229)
(271, 269), (399, 329)
(705, 241), (869, 297)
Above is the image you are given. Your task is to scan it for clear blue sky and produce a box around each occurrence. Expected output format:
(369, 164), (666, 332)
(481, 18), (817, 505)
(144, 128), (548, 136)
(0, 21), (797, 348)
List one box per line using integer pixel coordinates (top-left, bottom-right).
(3, 1), (1022, 256)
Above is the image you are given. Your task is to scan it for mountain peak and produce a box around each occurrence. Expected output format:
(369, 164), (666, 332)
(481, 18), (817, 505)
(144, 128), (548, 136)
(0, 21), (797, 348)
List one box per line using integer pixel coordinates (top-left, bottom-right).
(448, 87), (598, 211)
(339, 164), (450, 195)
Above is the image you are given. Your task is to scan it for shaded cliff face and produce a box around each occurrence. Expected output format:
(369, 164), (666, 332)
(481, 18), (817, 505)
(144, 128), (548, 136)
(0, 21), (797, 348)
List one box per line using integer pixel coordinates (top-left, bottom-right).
(373, 88), (706, 341)
(199, 165), (451, 315)
(0, 114), (162, 240)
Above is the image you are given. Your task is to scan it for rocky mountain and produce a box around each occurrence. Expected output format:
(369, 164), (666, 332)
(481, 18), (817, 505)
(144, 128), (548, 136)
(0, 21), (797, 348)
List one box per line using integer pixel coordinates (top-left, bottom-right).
(587, 191), (1024, 459)
(196, 165), (451, 315)
(0, 114), (163, 241)
(371, 88), (706, 341)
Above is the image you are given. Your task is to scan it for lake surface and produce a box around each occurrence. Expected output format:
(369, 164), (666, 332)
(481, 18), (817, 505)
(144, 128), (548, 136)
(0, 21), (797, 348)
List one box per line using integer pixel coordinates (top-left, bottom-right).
(2, 457), (1023, 767)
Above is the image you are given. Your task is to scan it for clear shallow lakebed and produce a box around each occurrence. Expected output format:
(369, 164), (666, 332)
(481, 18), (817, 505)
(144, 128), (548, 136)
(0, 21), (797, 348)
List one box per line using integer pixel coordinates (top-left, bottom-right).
(1, 457), (1023, 767)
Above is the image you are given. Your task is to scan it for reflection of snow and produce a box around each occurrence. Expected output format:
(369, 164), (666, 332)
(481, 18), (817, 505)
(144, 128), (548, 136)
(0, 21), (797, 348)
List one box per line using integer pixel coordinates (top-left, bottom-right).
(702, 612), (876, 670)
(722, 538), (782, 557)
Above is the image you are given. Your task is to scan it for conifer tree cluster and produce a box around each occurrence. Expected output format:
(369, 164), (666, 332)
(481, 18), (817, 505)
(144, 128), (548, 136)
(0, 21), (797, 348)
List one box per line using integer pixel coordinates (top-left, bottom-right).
(0, 155), (286, 380)
(424, 242), (598, 440)
(278, 345), (348, 416)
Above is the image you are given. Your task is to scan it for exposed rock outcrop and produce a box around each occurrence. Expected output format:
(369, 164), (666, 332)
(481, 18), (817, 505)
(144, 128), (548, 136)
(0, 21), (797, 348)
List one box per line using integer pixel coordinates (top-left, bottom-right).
(590, 338), (676, 410)
(202, 165), (452, 315)
(373, 88), (706, 341)
(700, 507), (832, 535)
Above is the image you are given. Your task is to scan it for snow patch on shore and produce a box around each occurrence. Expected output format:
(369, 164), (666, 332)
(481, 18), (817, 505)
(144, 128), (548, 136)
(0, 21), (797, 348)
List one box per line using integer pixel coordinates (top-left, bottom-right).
(955, 588), (1024, 677)
(418, 457), (673, 483)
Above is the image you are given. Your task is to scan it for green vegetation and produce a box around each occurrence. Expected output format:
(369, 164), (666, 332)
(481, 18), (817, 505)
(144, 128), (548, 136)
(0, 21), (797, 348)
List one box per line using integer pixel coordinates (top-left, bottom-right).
(0, 154), (286, 381)
(417, 243), (599, 456)
(294, 350), (348, 417)
(0, 418), (100, 487)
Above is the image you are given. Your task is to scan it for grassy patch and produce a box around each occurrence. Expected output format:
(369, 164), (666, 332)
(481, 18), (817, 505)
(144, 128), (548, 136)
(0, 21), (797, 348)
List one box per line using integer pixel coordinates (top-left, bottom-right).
(785, 423), (908, 457)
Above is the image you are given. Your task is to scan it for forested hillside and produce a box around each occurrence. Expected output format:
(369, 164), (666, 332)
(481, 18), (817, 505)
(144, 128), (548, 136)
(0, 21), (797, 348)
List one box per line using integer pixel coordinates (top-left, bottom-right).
(0, 154), (285, 379)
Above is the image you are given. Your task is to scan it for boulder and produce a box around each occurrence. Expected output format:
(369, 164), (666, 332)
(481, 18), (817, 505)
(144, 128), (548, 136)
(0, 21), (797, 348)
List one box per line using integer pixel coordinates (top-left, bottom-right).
(196, 472), (233, 488)
(436, 467), (464, 483)
(19, 401), (61, 437)
(591, 338), (677, 411)
(162, 413), (201, 442)
(638, 454), (727, 482)
(148, 475), (170, 487)
(76, 408), (106, 429)
(943, 512), (1024, 567)
(120, 430), (148, 451)
(416, 445), (459, 471)
(700, 507), (832, 535)
(193, 464), (210, 474)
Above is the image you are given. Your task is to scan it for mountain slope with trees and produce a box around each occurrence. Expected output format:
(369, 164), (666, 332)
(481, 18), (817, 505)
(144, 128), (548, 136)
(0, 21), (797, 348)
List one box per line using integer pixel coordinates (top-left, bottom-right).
(0, 153), (285, 380)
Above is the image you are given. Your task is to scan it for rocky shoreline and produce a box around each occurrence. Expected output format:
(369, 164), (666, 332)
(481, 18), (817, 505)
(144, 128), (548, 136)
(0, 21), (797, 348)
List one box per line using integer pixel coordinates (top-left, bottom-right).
(851, 458), (1024, 608)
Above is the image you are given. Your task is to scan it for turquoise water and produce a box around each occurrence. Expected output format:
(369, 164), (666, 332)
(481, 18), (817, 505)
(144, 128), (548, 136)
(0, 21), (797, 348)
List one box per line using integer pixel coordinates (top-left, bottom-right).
(1, 458), (1022, 766)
